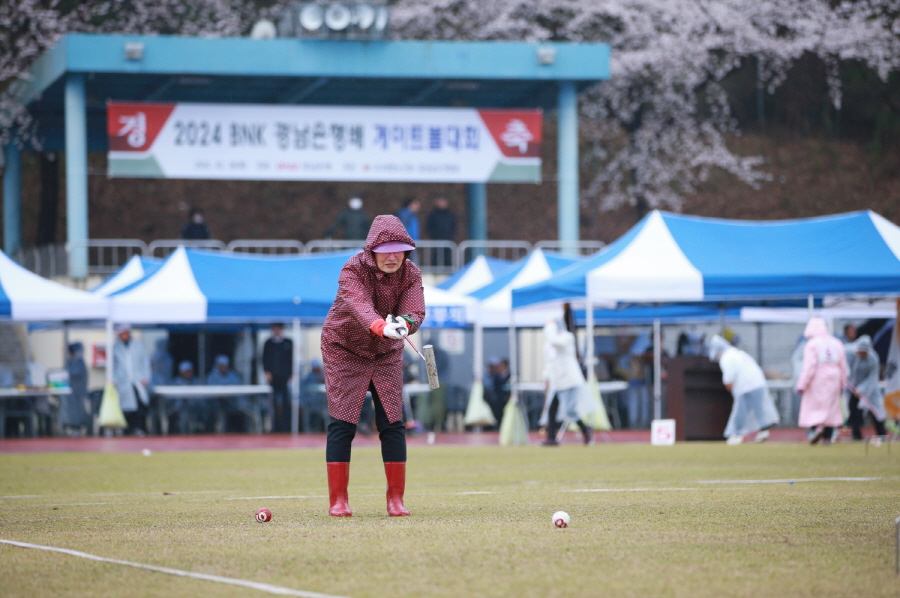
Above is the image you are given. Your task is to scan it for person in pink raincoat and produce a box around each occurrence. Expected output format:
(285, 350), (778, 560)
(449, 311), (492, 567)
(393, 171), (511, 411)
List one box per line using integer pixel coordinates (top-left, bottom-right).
(796, 317), (847, 445)
(321, 215), (426, 517)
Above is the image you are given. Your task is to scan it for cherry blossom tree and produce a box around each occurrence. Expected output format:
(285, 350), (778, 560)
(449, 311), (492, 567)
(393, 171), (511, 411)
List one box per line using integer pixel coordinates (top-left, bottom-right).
(2, 0), (898, 215)
(0, 0), (274, 150)
(391, 0), (900, 213)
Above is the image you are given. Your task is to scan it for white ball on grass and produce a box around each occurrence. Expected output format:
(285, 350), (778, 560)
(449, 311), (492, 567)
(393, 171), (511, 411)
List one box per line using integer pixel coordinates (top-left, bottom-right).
(552, 511), (570, 528)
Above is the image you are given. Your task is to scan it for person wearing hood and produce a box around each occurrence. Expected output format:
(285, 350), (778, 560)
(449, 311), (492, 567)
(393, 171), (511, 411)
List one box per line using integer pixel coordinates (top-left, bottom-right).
(539, 319), (594, 445)
(112, 324), (151, 436)
(845, 335), (887, 441)
(707, 334), (779, 444)
(321, 215), (426, 517)
(796, 317), (847, 445)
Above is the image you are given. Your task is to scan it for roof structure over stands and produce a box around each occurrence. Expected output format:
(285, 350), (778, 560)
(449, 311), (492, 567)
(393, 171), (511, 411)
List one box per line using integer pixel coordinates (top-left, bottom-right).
(4, 33), (610, 277)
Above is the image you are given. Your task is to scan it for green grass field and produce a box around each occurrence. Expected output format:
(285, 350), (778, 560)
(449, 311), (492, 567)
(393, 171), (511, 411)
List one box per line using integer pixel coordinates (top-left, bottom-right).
(1, 441), (898, 598)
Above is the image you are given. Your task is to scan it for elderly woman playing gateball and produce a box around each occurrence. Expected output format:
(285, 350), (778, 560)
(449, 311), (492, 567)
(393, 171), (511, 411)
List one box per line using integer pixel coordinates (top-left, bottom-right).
(321, 215), (425, 517)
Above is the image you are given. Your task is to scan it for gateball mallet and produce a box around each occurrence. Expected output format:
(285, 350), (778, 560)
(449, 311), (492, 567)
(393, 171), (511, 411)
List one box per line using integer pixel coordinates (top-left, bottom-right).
(400, 329), (440, 390)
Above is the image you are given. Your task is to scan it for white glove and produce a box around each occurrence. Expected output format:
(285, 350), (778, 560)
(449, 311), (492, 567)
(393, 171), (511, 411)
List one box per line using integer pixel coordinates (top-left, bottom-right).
(383, 314), (409, 340)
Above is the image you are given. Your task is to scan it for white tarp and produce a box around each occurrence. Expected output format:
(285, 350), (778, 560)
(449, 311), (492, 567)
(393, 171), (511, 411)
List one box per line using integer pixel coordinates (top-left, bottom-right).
(0, 250), (108, 321)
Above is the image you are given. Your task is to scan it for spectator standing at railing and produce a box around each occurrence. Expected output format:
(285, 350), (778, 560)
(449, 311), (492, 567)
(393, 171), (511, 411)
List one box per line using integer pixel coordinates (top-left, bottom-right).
(325, 197), (371, 241)
(181, 207), (211, 240)
(396, 197), (420, 242)
(425, 194), (456, 267)
(397, 198), (421, 265)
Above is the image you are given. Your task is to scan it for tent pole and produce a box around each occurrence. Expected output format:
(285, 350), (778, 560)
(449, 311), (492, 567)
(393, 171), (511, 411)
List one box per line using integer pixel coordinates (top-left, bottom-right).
(508, 313), (518, 405)
(585, 300), (596, 384)
(63, 323), (70, 362)
(756, 322), (763, 366)
(653, 318), (662, 421)
(473, 319), (483, 383)
(808, 294), (814, 318)
(198, 330), (206, 382)
(105, 319), (114, 382)
(291, 318), (301, 435)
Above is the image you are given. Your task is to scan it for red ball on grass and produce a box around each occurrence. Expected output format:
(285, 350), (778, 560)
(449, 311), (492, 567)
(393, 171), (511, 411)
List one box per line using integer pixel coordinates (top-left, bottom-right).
(255, 507), (272, 523)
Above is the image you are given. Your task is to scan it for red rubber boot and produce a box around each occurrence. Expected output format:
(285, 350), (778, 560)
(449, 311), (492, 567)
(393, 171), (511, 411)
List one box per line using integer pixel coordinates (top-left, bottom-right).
(327, 462), (352, 517)
(384, 461), (411, 516)
(384, 462), (409, 517)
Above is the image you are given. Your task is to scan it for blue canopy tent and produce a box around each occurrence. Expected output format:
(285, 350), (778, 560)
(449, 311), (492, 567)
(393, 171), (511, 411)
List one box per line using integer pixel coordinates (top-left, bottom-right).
(109, 247), (355, 324)
(512, 210), (900, 422)
(106, 247), (481, 432)
(437, 255), (513, 295)
(106, 247), (357, 434)
(469, 249), (584, 328)
(90, 255), (163, 297)
(0, 250), (108, 322)
(513, 210), (900, 309)
(460, 249), (585, 432)
(422, 286), (477, 329)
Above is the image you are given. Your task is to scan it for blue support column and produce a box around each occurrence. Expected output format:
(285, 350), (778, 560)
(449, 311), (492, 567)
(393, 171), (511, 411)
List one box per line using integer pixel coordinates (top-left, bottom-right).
(65, 73), (89, 279)
(466, 182), (487, 259)
(3, 141), (22, 255)
(557, 81), (579, 252)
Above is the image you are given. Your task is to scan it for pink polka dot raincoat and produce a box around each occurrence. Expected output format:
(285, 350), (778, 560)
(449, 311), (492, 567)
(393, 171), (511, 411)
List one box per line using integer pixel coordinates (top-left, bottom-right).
(321, 215), (426, 424)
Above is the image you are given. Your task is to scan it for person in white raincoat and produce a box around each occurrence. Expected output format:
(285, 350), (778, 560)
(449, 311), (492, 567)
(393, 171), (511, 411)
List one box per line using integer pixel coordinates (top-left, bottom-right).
(539, 319), (594, 445)
(845, 335), (887, 440)
(112, 324), (151, 435)
(708, 334), (779, 445)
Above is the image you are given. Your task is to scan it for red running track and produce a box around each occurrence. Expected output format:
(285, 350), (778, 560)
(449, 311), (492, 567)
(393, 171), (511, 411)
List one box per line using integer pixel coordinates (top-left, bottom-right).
(0, 427), (817, 454)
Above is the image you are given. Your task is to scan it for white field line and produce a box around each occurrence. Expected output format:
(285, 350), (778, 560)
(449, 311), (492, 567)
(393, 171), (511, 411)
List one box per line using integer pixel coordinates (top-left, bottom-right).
(0, 490), (237, 500)
(0, 539), (352, 598)
(223, 496), (324, 501)
(6, 477), (883, 507)
(698, 477), (881, 484)
(563, 488), (705, 493)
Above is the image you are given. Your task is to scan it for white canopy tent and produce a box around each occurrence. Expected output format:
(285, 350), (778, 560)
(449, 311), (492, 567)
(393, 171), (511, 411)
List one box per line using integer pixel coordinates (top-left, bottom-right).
(513, 210), (900, 424)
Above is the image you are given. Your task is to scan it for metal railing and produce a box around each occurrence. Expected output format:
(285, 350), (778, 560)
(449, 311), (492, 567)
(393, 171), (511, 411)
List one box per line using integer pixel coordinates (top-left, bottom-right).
(410, 240), (458, 274)
(65, 239), (147, 276)
(13, 245), (70, 279)
(305, 239), (366, 253)
(534, 240), (606, 256)
(457, 240), (532, 265)
(227, 240), (304, 254)
(47, 236), (607, 279)
(147, 239), (227, 258)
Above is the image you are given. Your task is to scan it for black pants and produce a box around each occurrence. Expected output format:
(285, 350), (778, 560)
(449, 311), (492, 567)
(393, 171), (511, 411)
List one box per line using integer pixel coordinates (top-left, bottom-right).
(326, 382), (406, 463)
(847, 393), (887, 439)
(271, 380), (291, 433)
(545, 395), (590, 440)
(124, 390), (148, 434)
